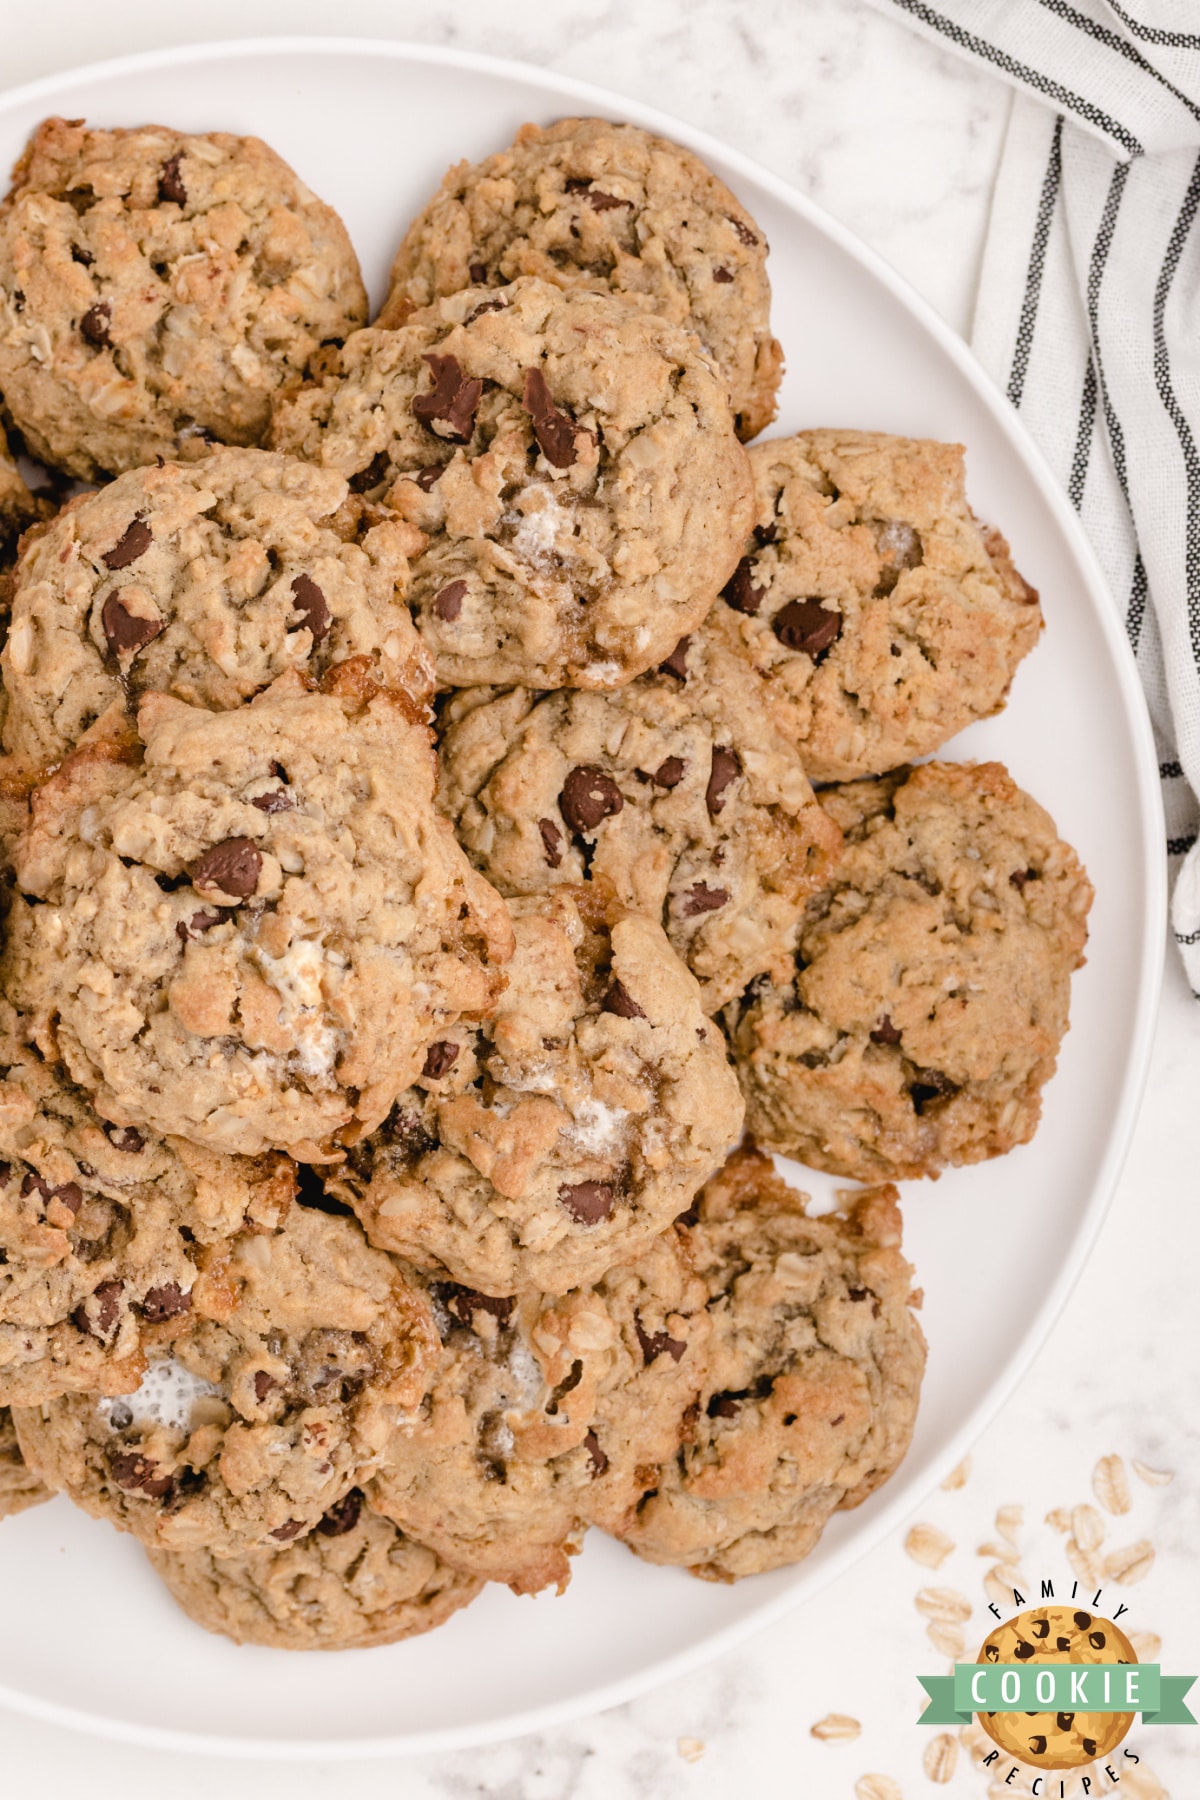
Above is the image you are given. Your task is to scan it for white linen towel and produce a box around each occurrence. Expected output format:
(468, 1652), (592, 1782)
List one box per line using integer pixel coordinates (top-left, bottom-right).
(865, 0), (1200, 989)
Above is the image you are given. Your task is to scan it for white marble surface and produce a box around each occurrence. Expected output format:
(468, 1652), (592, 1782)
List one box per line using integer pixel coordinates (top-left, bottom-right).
(0, 3), (1195, 1795)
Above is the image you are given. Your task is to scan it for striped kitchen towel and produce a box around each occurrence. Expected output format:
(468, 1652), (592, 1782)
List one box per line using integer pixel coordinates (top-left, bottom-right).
(865, 0), (1200, 990)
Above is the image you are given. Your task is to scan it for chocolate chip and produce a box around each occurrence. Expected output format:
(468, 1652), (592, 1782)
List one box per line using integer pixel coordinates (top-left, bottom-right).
(1073, 1610), (1092, 1628)
(707, 1393), (741, 1418)
(559, 765), (623, 834)
(1014, 1641), (1035, 1659)
(422, 1041), (459, 1080)
(680, 882), (728, 916)
(538, 818), (563, 867)
(158, 154), (187, 206)
(11, 289), (23, 312)
(1031, 1617), (1050, 1638)
(1056, 1714), (1074, 1732)
(466, 297), (507, 323)
(317, 1489), (363, 1536)
(438, 1286), (515, 1331)
(558, 1181), (614, 1225)
(291, 573), (331, 643)
(847, 1286), (869, 1303)
(176, 909), (230, 942)
(659, 636), (691, 679)
(107, 1125), (144, 1154)
(602, 979), (645, 1020)
(584, 1430), (608, 1476)
(253, 1371), (275, 1402)
(651, 756), (685, 789)
(22, 1173), (83, 1214)
(110, 1451), (174, 1498)
(251, 787), (294, 814)
(468, 261), (487, 284)
(721, 557), (764, 616)
(80, 302), (112, 348)
(712, 266), (734, 283)
(349, 450), (391, 494)
(101, 591), (165, 660)
(1028, 1736), (1047, 1756)
(74, 1279), (123, 1341)
(1088, 1630), (1106, 1648)
(870, 1015), (902, 1046)
(191, 837), (262, 900)
(705, 747), (740, 817)
(102, 517), (153, 570)
(634, 1315), (686, 1364)
(270, 1519), (306, 1542)
(754, 522), (778, 546)
(412, 353), (482, 442)
(522, 367), (578, 469)
(984, 1643), (1000, 1661)
(729, 217), (759, 247)
(432, 579), (466, 622)
(139, 1282), (191, 1324)
(1082, 1739), (1097, 1758)
(1010, 867), (1038, 892)
(71, 243), (94, 266)
(413, 462), (447, 491)
(909, 1069), (960, 1113)
(587, 189), (630, 211)
(773, 598), (842, 658)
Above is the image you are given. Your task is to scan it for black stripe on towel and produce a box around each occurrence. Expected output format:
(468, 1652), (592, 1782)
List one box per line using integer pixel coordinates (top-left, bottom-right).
(1009, 117), (1064, 409)
(1150, 153), (1200, 674)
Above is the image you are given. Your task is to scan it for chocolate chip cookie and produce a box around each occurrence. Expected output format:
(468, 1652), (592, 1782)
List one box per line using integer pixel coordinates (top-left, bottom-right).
(977, 1606), (1138, 1770)
(147, 1489), (482, 1649)
(726, 762), (1093, 1180)
(717, 432), (1042, 781)
(13, 1204), (439, 1555)
(271, 275), (754, 690)
(0, 1404), (49, 1518)
(377, 117), (782, 441)
(329, 887), (743, 1296)
(3, 679), (513, 1160)
(0, 1007), (294, 1408)
(437, 609), (843, 1009)
(370, 1276), (620, 1595)
(613, 1147), (925, 1580)
(0, 425), (49, 568)
(0, 117), (367, 479)
(1, 448), (431, 764)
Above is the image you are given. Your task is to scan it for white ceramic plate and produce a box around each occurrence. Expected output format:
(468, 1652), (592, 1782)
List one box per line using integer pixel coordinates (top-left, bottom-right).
(0, 37), (1163, 1760)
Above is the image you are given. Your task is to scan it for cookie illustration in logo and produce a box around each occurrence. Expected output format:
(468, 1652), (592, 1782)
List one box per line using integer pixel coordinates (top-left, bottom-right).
(978, 1604), (1137, 1770)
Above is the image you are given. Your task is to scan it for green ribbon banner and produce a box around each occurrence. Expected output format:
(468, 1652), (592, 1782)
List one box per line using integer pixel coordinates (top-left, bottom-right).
(919, 1665), (1196, 1727)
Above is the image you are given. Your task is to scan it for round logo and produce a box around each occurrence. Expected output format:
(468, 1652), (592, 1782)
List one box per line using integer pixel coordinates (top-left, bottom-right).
(977, 1604), (1138, 1771)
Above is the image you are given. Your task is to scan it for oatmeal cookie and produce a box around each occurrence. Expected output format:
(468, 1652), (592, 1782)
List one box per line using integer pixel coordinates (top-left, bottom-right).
(0, 1404), (49, 1517)
(0, 117), (367, 479)
(1, 448), (431, 764)
(378, 117), (782, 440)
(613, 1147), (925, 1580)
(370, 1275), (620, 1595)
(13, 1203), (439, 1555)
(726, 762), (1093, 1180)
(4, 679), (512, 1160)
(717, 432), (1042, 781)
(329, 887), (743, 1296)
(0, 425), (49, 568)
(271, 276), (753, 690)
(437, 610), (843, 1009)
(147, 1491), (482, 1649)
(0, 1011), (294, 1408)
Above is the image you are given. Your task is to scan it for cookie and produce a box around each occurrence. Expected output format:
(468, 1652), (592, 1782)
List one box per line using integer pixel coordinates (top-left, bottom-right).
(4, 678), (513, 1160)
(0, 1404), (50, 1518)
(329, 887), (743, 1296)
(977, 1605), (1137, 1770)
(13, 1203), (439, 1554)
(0, 1010), (294, 1408)
(271, 275), (754, 690)
(147, 1488), (482, 1649)
(717, 432), (1042, 781)
(0, 117), (367, 479)
(377, 117), (782, 440)
(437, 609), (843, 1010)
(1, 448), (432, 764)
(612, 1147), (925, 1580)
(370, 1276), (619, 1595)
(726, 762), (1093, 1180)
(0, 425), (49, 567)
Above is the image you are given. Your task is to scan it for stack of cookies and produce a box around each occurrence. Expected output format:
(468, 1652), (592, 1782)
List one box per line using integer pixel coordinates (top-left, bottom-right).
(0, 114), (1091, 1652)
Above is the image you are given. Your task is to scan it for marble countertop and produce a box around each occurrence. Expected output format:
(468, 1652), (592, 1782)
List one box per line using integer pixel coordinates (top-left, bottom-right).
(1, 3), (1194, 1795)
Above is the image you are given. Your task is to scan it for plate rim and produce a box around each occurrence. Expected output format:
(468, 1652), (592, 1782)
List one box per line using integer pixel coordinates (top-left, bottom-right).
(0, 32), (1167, 1760)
